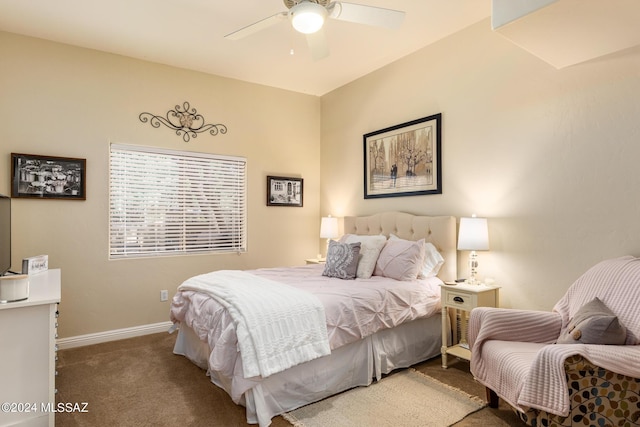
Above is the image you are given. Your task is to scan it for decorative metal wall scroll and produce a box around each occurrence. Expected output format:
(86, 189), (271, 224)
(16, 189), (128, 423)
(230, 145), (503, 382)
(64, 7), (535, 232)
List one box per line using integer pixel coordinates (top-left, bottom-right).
(139, 101), (227, 142)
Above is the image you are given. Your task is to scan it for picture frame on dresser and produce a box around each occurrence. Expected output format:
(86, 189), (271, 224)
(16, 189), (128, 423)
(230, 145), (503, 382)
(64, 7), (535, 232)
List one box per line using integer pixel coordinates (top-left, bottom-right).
(266, 175), (303, 207)
(363, 113), (442, 199)
(11, 153), (86, 200)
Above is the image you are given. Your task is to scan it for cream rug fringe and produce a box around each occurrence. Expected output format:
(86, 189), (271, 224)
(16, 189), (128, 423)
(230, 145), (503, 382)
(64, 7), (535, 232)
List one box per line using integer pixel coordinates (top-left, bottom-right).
(282, 368), (486, 427)
(409, 368), (487, 406)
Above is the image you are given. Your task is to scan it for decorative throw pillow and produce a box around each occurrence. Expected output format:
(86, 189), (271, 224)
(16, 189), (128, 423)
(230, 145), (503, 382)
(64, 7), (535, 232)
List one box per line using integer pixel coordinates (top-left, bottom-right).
(322, 241), (361, 280)
(390, 234), (444, 278)
(340, 234), (387, 279)
(556, 297), (627, 345)
(374, 238), (425, 281)
(419, 242), (445, 278)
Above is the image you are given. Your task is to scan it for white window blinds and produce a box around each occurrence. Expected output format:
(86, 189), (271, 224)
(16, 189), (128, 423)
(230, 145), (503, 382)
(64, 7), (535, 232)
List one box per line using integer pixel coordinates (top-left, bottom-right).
(109, 144), (247, 259)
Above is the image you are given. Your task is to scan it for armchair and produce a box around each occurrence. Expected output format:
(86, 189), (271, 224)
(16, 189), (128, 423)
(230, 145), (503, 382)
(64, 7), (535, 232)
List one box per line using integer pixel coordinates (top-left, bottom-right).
(468, 256), (640, 426)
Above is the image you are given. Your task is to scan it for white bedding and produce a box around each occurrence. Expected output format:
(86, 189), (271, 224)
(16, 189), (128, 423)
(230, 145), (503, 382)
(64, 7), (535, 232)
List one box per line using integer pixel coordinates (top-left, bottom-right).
(174, 314), (445, 426)
(171, 264), (443, 357)
(177, 270), (330, 378)
(170, 264), (444, 425)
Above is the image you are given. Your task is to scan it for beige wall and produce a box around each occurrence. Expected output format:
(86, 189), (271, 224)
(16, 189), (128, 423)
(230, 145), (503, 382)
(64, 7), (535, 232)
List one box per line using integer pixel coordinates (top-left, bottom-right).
(3, 16), (640, 338)
(321, 19), (640, 311)
(0, 31), (321, 338)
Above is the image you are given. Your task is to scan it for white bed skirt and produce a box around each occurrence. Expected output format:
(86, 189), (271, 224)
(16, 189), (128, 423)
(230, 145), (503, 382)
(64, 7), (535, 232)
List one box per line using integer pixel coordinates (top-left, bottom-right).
(173, 313), (446, 426)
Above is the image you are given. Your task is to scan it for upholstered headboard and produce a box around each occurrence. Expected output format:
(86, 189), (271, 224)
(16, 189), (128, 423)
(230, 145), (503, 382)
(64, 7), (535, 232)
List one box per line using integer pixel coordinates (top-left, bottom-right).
(343, 212), (457, 282)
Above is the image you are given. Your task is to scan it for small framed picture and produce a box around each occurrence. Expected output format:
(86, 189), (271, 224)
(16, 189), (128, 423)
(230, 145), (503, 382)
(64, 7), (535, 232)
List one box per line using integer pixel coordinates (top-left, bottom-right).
(267, 176), (303, 207)
(11, 153), (86, 200)
(363, 113), (442, 199)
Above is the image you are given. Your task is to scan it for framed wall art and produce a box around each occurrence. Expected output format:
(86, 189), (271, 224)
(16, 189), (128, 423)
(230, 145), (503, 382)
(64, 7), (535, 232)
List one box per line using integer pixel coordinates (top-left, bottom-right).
(11, 153), (86, 200)
(363, 113), (442, 199)
(267, 176), (303, 207)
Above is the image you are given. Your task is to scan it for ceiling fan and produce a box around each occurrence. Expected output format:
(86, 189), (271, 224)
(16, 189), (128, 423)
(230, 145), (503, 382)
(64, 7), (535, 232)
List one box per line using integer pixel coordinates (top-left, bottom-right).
(224, 0), (405, 60)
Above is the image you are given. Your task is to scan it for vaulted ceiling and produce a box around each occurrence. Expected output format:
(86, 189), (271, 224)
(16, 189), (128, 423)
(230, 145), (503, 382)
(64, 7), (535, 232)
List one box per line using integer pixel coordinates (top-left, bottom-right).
(0, 0), (490, 95)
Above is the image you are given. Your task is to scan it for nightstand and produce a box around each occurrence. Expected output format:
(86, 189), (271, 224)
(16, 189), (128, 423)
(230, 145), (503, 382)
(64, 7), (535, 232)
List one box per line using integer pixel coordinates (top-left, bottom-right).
(305, 258), (325, 265)
(440, 282), (500, 368)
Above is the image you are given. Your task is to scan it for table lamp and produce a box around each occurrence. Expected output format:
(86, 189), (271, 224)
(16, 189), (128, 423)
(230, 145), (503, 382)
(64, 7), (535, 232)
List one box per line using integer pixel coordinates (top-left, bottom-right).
(320, 215), (339, 260)
(457, 215), (489, 285)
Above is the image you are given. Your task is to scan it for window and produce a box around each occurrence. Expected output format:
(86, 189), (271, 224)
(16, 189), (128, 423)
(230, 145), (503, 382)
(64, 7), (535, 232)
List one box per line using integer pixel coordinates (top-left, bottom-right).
(109, 144), (246, 259)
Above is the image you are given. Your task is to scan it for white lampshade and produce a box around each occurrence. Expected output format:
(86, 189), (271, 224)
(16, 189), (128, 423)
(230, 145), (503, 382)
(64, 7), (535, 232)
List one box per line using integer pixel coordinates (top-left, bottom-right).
(320, 215), (339, 239)
(458, 215), (489, 285)
(290, 1), (327, 34)
(457, 216), (489, 251)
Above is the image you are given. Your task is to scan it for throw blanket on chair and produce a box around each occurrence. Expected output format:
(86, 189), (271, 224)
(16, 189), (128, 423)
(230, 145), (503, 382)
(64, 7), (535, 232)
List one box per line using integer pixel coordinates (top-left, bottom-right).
(519, 343), (640, 415)
(178, 270), (330, 378)
(470, 256), (640, 416)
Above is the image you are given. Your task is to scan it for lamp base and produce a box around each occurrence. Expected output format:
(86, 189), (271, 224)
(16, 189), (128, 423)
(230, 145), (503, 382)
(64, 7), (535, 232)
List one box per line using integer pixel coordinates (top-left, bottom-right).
(467, 250), (481, 285)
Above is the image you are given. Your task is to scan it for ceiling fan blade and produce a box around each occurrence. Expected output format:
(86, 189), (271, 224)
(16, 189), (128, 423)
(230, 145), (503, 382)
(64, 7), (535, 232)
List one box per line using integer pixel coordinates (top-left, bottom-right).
(306, 29), (330, 61)
(225, 12), (288, 40)
(328, 2), (405, 29)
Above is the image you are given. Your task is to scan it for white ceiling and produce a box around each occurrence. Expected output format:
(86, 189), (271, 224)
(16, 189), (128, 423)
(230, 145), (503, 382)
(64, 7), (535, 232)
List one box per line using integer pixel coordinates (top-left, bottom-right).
(0, 0), (491, 96)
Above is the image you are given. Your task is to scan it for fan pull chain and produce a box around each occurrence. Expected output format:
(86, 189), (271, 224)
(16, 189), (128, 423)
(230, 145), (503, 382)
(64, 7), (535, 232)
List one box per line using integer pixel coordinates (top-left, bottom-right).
(289, 22), (295, 56)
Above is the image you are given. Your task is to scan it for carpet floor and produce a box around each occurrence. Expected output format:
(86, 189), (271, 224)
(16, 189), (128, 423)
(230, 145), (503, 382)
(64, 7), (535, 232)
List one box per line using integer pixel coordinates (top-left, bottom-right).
(55, 332), (525, 426)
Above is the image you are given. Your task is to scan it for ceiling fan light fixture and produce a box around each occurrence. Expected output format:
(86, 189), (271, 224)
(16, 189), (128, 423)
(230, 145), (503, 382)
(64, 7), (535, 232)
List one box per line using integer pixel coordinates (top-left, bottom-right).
(290, 1), (327, 34)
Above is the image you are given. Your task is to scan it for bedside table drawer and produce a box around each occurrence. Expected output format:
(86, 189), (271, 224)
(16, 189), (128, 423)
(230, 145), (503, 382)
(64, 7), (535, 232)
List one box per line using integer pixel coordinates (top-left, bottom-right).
(440, 282), (500, 368)
(443, 290), (476, 311)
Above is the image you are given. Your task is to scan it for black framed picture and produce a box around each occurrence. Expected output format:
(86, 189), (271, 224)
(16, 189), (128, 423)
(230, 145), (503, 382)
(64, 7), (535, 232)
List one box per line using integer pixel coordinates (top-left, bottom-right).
(11, 153), (86, 200)
(363, 113), (442, 199)
(267, 176), (303, 207)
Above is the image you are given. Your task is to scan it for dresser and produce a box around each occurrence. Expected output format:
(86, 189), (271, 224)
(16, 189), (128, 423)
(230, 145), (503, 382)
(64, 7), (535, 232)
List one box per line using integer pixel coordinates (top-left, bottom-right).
(0, 269), (60, 427)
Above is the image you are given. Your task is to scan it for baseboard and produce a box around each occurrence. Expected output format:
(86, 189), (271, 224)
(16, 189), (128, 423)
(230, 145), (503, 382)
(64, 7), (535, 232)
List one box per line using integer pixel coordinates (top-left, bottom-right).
(57, 321), (173, 350)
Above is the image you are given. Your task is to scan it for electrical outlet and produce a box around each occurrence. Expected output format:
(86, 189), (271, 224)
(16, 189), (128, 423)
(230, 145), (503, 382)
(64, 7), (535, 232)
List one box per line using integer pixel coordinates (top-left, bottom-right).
(160, 290), (168, 302)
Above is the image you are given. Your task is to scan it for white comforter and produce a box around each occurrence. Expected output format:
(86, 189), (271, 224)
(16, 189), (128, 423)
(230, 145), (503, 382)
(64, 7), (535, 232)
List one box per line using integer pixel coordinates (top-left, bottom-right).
(177, 270), (330, 378)
(170, 264), (443, 381)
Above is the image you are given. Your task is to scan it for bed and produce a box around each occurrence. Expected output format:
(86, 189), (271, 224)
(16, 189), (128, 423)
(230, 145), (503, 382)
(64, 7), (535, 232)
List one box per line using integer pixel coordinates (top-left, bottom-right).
(170, 212), (457, 426)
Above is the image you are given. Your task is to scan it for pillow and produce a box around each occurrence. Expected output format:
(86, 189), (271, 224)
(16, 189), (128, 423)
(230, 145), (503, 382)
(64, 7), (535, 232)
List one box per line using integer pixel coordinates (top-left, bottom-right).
(420, 242), (445, 278)
(322, 240), (361, 280)
(556, 297), (627, 345)
(340, 234), (387, 279)
(374, 238), (425, 281)
(389, 234), (444, 278)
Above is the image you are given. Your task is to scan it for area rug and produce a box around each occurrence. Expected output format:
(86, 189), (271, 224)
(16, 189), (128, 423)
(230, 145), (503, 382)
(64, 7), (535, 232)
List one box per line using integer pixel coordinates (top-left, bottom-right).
(282, 368), (486, 427)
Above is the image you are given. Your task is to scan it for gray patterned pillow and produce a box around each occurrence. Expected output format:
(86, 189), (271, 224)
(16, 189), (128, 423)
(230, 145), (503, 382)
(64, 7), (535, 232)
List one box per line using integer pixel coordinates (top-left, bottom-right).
(322, 240), (361, 279)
